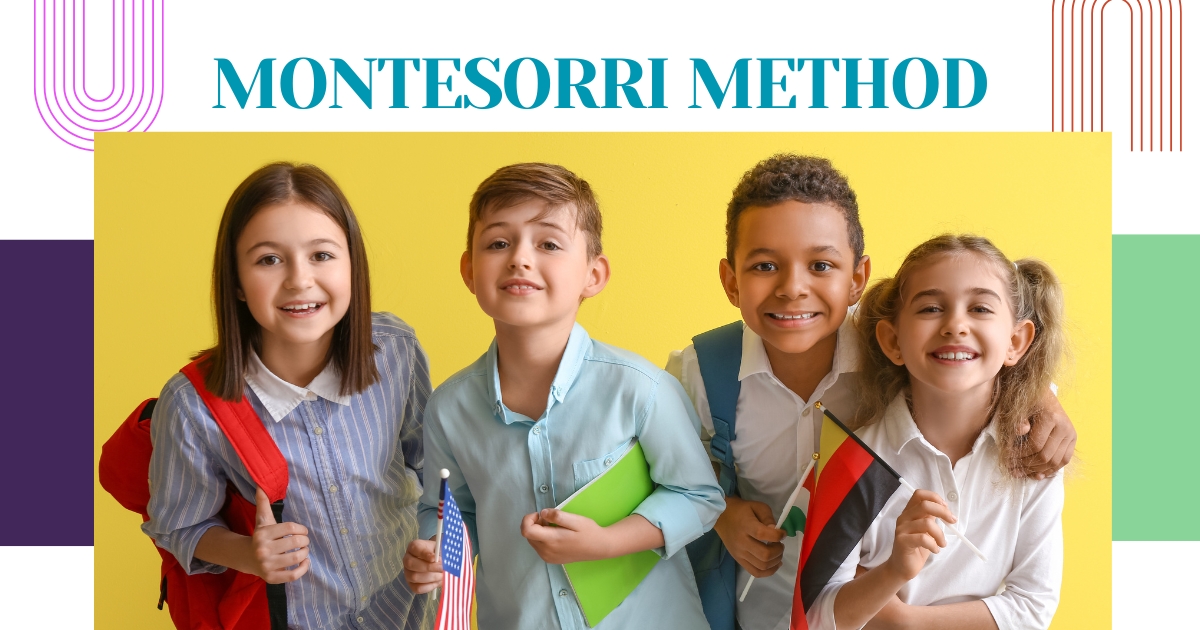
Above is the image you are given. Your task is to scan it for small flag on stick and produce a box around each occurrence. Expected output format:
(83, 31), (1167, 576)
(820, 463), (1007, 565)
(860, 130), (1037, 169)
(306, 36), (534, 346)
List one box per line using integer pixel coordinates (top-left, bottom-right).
(789, 403), (984, 630)
(790, 403), (901, 630)
(435, 469), (475, 630)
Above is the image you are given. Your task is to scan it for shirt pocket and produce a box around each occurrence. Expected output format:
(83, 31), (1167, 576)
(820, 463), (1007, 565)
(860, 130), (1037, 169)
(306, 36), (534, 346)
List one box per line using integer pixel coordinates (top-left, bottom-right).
(572, 438), (635, 494)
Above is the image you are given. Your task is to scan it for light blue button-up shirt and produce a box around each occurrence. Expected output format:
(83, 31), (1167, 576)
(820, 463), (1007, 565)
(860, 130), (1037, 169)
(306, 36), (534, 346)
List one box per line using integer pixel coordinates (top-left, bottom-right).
(419, 324), (724, 630)
(143, 313), (431, 630)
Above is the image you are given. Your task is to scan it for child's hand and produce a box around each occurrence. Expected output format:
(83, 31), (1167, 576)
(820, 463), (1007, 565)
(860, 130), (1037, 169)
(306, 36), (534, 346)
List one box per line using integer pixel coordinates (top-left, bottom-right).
(1017, 391), (1076, 479)
(402, 538), (444, 595)
(249, 488), (311, 584)
(884, 490), (955, 582)
(520, 509), (609, 564)
(713, 495), (786, 578)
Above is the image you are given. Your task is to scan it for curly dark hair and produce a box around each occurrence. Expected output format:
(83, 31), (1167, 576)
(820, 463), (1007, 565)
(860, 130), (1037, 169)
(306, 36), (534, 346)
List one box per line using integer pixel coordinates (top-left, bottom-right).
(725, 154), (864, 263)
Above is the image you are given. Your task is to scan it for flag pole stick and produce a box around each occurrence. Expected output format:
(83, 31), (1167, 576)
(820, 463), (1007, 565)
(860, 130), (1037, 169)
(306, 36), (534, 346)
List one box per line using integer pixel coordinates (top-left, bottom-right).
(898, 477), (987, 562)
(739, 454), (818, 603)
(434, 469), (449, 599)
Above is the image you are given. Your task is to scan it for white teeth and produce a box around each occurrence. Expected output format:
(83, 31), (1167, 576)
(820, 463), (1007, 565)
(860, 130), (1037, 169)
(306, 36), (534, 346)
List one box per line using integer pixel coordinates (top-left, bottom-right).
(283, 303), (319, 311)
(935, 352), (976, 360)
(770, 313), (815, 320)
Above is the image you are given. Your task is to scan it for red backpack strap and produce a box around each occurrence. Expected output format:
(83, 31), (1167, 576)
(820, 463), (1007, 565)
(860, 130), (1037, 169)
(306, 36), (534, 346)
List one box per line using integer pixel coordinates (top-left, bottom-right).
(181, 360), (289, 503)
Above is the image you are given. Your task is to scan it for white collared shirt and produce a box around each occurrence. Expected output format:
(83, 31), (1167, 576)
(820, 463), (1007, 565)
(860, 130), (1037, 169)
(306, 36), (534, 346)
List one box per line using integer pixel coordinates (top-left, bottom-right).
(666, 310), (865, 630)
(245, 350), (352, 422)
(807, 396), (1064, 630)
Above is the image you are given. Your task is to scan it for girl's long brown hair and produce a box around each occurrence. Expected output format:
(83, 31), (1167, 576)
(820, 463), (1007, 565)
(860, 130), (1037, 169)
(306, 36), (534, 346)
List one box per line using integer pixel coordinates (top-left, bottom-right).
(854, 234), (1068, 478)
(197, 162), (378, 401)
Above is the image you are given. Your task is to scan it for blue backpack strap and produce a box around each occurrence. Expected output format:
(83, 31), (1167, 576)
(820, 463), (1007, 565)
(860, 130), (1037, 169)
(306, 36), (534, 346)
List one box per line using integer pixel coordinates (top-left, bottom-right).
(685, 321), (744, 630)
(692, 321), (743, 497)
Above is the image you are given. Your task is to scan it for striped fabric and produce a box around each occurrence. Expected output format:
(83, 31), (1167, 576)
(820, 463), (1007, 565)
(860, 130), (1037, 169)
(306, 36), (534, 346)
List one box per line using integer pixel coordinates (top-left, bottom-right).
(435, 487), (475, 630)
(143, 313), (432, 630)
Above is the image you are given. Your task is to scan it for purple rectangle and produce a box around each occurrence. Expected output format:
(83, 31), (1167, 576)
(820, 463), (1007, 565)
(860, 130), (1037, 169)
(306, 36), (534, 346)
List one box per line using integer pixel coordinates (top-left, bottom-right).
(0, 240), (93, 545)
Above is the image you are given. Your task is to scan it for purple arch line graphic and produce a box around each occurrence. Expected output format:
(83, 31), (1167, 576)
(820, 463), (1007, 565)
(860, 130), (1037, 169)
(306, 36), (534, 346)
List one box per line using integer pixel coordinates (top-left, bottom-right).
(33, 0), (165, 151)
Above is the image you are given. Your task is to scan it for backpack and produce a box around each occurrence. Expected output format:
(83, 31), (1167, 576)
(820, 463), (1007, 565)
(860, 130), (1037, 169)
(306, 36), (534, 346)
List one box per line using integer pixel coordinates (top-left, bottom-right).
(98, 359), (291, 630)
(684, 321), (744, 630)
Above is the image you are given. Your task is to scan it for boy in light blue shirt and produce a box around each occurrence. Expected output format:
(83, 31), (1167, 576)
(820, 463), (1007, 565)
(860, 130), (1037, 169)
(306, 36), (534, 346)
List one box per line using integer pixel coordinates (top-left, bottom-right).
(403, 163), (724, 629)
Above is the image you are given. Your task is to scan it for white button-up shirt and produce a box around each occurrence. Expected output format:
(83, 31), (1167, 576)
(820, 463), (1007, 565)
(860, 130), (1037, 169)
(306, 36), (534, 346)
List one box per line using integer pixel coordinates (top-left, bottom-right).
(666, 312), (865, 630)
(245, 349), (352, 422)
(807, 396), (1064, 630)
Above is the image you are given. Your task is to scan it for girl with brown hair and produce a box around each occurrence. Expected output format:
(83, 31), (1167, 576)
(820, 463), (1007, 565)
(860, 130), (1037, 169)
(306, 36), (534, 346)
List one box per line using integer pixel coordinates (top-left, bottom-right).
(806, 234), (1068, 630)
(141, 162), (432, 629)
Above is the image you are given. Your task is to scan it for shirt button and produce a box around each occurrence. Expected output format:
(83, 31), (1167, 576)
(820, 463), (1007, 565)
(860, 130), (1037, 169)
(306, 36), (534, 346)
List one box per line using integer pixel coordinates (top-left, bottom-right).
(329, 484), (339, 493)
(314, 426), (323, 435)
(603, 457), (613, 467)
(357, 617), (364, 623)
(559, 589), (568, 597)
(350, 561), (358, 568)
(340, 527), (349, 535)
(532, 426), (541, 435)
(803, 407), (811, 416)
(539, 484), (549, 493)
(948, 491), (959, 502)
(361, 595), (368, 602)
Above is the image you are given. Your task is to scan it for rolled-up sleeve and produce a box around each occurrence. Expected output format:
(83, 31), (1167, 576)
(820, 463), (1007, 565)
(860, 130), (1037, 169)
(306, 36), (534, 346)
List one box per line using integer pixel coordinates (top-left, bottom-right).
(632, 372), (725, 558)
(141, 377), (231, 575)
(982, 475), (1064, 630)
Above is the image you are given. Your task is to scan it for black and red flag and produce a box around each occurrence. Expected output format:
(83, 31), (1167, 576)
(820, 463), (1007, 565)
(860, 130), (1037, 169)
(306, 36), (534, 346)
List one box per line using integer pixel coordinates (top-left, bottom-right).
(789, 403), (902, 630)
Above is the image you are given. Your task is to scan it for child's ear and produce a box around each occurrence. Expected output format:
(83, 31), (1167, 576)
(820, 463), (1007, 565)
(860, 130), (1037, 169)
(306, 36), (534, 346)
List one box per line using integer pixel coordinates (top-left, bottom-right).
(459, 251), (476, 295)
(581, 253), (611, 298)
(236, 287), (246, 301)
(718, 259), (740, 308)
(850, 255), (872, 304)
(875, 319), (905, 366)
(1005, 319), (1037, 366)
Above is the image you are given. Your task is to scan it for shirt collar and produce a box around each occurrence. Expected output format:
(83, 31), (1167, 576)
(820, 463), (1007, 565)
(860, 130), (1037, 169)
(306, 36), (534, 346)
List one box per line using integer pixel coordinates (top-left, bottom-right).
(738, 307), (862, 381)
(883, 394), (998, 454)
(244, 350), (352, 423)
(486, 323), (591, 425)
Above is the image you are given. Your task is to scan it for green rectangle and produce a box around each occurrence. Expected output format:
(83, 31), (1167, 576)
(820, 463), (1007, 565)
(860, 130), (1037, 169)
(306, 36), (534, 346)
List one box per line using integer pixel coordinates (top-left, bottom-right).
(1113, 234), (1200, 540)
(559, 440), (659, 626)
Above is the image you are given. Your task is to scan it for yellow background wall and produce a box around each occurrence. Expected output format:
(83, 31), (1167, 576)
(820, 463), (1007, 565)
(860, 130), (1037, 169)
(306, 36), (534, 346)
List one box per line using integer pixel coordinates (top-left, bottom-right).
(95, 132), (1111, 628)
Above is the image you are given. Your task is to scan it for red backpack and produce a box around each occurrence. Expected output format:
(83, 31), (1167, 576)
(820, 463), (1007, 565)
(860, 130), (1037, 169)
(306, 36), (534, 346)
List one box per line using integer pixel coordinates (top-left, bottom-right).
(99, 360), (290, 630)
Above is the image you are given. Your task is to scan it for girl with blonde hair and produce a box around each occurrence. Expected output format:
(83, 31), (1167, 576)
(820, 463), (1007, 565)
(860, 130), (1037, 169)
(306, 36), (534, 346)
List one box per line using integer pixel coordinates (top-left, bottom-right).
(806, 234), (1068, 630)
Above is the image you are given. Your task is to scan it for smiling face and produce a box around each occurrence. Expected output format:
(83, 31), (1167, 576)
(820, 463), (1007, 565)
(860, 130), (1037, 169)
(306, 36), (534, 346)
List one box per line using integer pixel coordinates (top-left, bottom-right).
(461, 199), (609, 334)
(876, 252), (1035, 398)
(236, 201), (352, 359)
(720, 200), (870, 359)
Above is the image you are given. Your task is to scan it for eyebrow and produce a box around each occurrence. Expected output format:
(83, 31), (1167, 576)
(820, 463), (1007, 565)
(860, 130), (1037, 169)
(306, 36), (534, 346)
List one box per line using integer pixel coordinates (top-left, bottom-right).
(245, 238), (344, 253)
(743, 244), (845, 259)
(909, 287), (1003, 302)
(480, 219), (571, 233)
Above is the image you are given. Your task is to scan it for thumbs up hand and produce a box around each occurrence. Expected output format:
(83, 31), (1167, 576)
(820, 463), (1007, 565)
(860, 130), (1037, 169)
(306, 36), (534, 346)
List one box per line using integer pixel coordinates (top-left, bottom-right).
(249, 488), (311, 584)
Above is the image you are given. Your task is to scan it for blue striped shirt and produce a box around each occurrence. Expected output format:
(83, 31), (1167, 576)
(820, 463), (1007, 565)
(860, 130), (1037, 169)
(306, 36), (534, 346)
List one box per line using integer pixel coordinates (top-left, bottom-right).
(143, 313), (432, 630)
(419, 323), (724, 630)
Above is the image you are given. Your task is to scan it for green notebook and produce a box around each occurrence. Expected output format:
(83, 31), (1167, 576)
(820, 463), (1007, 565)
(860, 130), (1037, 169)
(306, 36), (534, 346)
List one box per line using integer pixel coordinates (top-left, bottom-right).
(558, 439), (659, 627)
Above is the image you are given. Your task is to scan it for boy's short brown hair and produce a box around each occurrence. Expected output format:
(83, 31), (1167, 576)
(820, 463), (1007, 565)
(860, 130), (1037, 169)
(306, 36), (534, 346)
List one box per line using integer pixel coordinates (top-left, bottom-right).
(467, 163), (603, 258)
(726, 154), (865, 263)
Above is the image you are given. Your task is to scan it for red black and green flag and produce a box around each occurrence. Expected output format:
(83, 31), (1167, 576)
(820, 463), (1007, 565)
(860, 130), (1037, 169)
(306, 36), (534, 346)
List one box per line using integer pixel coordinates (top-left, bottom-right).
(789, 403), (901, 630)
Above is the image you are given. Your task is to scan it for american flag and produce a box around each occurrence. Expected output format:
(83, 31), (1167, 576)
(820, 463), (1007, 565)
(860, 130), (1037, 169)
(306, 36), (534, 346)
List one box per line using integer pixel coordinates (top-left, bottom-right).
(435, 487), (475, 630)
